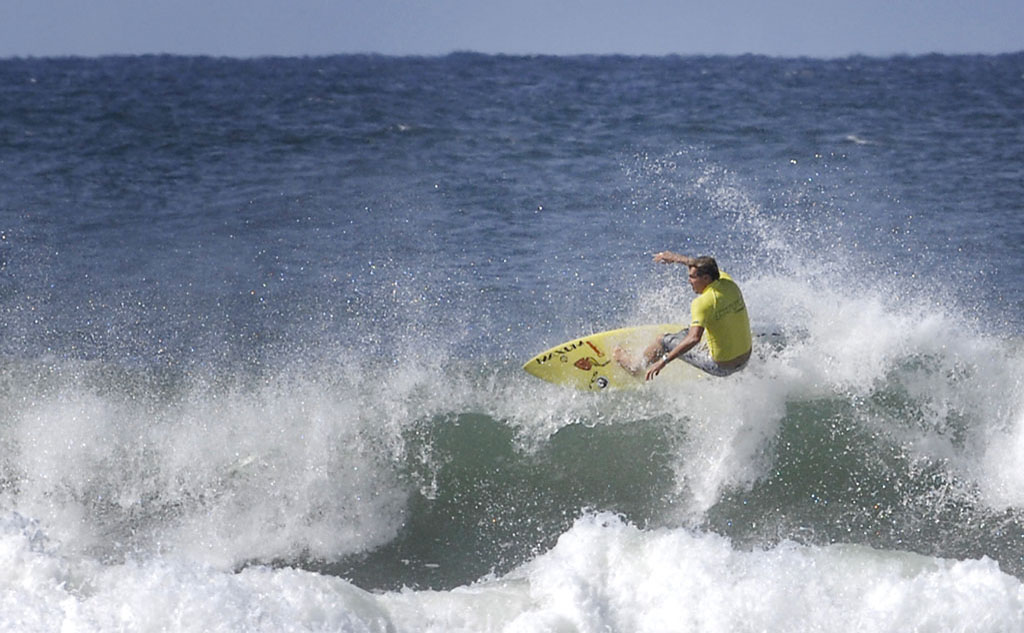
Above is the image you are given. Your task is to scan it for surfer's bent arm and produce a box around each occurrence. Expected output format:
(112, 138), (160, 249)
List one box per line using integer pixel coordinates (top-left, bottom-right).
(645, 325), (704, 381)
(652, 251), (695, 266)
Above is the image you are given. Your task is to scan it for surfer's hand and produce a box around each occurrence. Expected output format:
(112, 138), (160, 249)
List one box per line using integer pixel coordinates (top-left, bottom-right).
(645, 360), (665, 381)
(653, 251), (689, 265)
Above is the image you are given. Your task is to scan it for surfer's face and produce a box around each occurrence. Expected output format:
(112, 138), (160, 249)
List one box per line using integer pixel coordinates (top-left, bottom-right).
(688, 268), (711, 294)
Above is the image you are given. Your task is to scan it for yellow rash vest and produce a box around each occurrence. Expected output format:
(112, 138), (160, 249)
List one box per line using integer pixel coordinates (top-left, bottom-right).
(690, 272), (752, 363)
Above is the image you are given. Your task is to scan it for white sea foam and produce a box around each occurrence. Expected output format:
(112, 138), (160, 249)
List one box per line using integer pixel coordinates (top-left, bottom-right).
(0, 362), (418, 569)
(977, 349), (1024, 508)
(3, 512), (1022, 633)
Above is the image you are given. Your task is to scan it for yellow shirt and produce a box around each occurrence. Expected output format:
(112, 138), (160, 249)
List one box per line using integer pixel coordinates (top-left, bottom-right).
(690, 272), (752, 362)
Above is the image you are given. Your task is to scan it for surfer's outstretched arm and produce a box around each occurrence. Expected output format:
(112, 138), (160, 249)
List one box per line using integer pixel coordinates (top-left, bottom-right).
(652, 251), (695, 266)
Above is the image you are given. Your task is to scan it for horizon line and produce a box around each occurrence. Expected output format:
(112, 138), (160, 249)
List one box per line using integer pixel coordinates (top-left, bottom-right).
(3, 49), (1023, 62)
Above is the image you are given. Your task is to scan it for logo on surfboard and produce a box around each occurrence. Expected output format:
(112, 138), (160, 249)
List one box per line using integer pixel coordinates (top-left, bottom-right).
(574, 356), (610, 371)
(533, 338), (605, 366)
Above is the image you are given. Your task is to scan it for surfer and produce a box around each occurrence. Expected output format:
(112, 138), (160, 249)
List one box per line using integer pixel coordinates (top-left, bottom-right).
(616, 252), (752, 379)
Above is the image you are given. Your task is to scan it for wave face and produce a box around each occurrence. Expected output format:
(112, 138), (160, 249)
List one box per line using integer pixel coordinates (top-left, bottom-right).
(0, 53), (1023, 630)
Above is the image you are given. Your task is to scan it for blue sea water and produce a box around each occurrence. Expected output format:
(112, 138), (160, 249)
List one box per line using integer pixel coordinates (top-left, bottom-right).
(1, 53), (1023, 631)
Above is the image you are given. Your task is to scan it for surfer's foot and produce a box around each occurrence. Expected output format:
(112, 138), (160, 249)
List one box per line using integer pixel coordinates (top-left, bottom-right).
(613, 346), (643, 376)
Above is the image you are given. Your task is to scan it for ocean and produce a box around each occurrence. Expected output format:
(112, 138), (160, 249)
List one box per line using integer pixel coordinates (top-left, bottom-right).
(1, 52), (1023, 631)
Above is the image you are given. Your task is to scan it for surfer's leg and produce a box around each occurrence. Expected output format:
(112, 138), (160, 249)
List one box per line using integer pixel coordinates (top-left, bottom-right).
(677, 350), (746, 377)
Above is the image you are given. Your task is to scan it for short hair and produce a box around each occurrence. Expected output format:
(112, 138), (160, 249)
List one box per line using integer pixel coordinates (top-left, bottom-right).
(691, 256), (720, 281)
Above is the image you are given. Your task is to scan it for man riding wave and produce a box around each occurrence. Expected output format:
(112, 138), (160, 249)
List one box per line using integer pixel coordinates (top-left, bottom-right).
(615, 251), (751, 380)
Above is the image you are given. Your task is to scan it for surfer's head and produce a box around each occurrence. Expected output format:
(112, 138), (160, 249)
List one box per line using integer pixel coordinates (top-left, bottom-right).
(687, 256), (719, 293)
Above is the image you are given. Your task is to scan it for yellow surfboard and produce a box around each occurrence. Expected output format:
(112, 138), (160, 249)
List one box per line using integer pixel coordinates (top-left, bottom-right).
(523, 324), (704, 391)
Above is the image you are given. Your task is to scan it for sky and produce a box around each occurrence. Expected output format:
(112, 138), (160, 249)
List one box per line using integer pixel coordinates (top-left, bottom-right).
(1, 0), (1022, 58)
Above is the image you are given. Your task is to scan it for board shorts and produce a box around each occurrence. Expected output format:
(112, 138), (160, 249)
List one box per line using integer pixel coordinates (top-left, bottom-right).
(660, 331), (749, 378)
